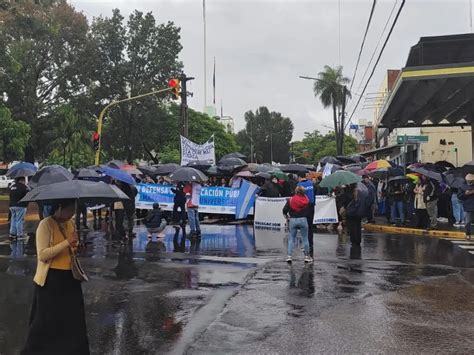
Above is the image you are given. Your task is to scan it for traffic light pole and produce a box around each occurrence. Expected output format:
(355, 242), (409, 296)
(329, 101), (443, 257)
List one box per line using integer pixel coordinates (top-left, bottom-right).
(94, 87), (173, 165)
(179, 73), (194, 138)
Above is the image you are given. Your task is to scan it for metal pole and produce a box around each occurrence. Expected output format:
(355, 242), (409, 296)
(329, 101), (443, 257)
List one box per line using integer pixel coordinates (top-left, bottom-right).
(250, 119), (254, 163)
(403, 134), (407, 175)
(180, 73), (188, 137)
(270, 133), (273, 163)
(94, 87), (173, 165)
(203, 0), (207, 110)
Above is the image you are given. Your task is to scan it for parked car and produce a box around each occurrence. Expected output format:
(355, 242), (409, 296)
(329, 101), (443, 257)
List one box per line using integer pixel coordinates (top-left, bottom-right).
(0, 175), (14, 189)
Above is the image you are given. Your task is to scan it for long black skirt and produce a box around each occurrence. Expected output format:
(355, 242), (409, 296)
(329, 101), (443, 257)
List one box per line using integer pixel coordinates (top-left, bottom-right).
(22, 269), (90, 355)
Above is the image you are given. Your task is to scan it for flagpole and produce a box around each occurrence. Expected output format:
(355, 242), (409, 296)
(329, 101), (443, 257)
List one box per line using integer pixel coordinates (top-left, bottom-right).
(470, 0), (473, 32)
(213, 56), (216, 105)
(203, 0), (207, 110)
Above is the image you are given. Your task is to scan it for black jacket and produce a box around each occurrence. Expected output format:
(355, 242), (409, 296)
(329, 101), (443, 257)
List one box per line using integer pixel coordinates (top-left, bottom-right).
(9, 182), (28, 208)
(259, 181), (281, 198)
(144, 209), (163, 229)
(423, 180), (440, 203)
(458, 184), (474, 212)
(171, 182), (186, 204)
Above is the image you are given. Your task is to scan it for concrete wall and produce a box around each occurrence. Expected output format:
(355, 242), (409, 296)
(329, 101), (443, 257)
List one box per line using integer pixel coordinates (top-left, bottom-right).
(420, 126), (472, 166)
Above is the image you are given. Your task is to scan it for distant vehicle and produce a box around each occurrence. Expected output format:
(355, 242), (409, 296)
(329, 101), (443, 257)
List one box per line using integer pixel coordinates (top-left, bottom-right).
(0, 175), (14, 189)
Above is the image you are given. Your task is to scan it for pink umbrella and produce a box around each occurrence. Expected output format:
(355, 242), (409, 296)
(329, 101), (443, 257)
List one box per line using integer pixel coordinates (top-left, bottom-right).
(235, 170), (255, 178)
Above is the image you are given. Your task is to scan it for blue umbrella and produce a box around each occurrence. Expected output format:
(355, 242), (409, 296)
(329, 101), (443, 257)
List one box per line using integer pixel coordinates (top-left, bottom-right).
(6, 162), (37, 178)
(100, 166), (136, 185)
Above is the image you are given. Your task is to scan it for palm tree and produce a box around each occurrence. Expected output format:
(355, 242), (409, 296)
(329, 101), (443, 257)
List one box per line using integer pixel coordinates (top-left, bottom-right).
(313, 65), (350, 155)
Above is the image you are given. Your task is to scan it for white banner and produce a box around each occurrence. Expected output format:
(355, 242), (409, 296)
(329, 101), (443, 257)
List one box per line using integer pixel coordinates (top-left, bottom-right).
(180, 135), (216, 166)
(254, 197), (288, 231)
(313, 195), (339, 224)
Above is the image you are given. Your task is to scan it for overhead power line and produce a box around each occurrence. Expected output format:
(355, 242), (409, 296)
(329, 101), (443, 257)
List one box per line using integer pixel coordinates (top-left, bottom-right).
(349, 0), (377, 92)
(346, 0), (398, 117)
(347, 0), (406, 125)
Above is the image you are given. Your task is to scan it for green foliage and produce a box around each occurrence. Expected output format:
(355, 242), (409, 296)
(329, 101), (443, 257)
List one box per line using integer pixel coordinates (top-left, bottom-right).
(43, 105), (94, 168)
(292, 130), (358, 164)
(0, 105), (31, 162)
(236, 107), (293, 163)
(0, 0), (94, 161)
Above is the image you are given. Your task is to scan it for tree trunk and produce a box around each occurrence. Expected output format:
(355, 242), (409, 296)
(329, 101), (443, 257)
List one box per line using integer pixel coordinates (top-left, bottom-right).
(332, 101), (341, 156)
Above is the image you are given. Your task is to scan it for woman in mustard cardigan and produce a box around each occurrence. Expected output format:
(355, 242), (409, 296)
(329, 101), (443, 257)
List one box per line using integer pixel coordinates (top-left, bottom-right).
(22, 199), (90, 354)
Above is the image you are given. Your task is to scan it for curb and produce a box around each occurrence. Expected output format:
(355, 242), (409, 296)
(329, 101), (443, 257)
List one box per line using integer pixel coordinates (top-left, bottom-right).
(364, 223), (465, 239)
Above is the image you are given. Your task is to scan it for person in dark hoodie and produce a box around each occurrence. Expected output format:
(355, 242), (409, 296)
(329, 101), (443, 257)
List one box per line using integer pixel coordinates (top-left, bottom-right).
(345, 183), (368, 246)
(171, 182), (186, 225)
(283, 186), (312, 264)
(259, 176), (281, 197)
(457, 173), (474, 240)
(144, 203), (167, 239)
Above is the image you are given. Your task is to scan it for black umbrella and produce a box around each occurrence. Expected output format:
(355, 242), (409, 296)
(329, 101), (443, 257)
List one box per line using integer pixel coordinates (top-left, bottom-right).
(320, 156), (342, 165)
(168, 167), (208, 183)
(221, 152), (248, 161)
(336, 156), (357, 165)
(107, 160), (127, 169)
(186, 160), (213, 170)
(20, 180), (129, 204)
(410, 166), (443, 181)
(344, 165), (363, 173)
(29, 165), (74, 187)
(368, 167), (403, 179)
(217, 157), (247, 173)
(435, 160), (455, 170)
(388, 176), (410, 184)
(462, 160), (474, 175)
(280, 164), (309, 173)
(137, 166), (158, 177)
(255, 172), (272, 180)
(348, 154), (368, 163)
(444, 168), (465, 189)
(155, 163), (181, 176)
(76, 168), (102, 179)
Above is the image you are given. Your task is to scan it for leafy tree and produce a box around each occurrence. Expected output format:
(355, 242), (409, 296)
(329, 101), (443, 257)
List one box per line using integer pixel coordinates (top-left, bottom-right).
(292, 130), (357, 164)
(88, 9), (183, 162)
(43, 105), (94, 168)
(313, 65), (351, 155)
(0, 105), (31, 162)
(0, 0), (95, 161)
(236, 107), (293, 164)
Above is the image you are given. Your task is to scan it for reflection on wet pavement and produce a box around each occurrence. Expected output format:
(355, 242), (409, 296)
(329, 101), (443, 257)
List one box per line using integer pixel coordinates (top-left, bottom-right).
(0, 223), (472, 354)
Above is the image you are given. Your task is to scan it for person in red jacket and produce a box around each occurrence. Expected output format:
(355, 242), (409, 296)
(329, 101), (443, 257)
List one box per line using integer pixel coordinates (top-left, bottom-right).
(283, 186), (312, 264)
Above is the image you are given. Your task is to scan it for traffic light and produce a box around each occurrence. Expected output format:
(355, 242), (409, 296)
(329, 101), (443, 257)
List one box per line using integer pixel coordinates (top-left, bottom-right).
(168, 78), (181, 100)
(92, 132), (100, 151)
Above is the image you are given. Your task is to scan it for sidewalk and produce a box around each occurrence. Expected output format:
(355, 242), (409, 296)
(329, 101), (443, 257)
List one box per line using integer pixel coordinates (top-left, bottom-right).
(364, 216), (465, 239)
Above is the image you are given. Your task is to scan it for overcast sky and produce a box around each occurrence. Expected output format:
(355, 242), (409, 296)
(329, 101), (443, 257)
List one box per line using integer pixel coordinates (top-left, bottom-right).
(71, 0), (471, 140)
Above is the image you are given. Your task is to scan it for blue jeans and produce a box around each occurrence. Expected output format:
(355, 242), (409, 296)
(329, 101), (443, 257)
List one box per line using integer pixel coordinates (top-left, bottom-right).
(391, 200), (405, 225)
(9, 207), (27, 237)
(451, 194), (464, 223)
(187, 207), (200, 234)
(288, 217), (309, 256)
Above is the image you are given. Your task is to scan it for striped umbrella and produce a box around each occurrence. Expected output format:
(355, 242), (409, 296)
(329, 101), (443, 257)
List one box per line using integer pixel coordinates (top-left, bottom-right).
(365, 160), (393, 171)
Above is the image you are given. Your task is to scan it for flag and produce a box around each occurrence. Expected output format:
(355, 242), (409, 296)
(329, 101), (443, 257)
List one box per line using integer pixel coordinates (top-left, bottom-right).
(235, 180), (260, 219)
(322, 163), (333, 178)
(213, 57), (216, 104)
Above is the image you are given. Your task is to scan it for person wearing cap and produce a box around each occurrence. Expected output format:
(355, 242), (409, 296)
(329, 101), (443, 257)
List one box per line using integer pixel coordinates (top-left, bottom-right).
(457, 173), (474, 240)
(283, 186), (312, 264)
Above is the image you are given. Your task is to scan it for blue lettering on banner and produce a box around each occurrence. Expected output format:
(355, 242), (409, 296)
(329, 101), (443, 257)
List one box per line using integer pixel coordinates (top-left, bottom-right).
(136, 183), (243, 213)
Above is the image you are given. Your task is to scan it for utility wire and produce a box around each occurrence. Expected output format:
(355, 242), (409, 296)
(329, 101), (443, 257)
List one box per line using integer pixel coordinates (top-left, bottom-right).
(346, 0), (398, 115)
(349, 0), (377, 93)
(347, 0), (405, 126)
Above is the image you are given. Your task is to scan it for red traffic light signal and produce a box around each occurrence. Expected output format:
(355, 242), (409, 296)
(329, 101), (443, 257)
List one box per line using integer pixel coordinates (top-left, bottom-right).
(92, 132), (100, 150)
(168, 78), (181, 100)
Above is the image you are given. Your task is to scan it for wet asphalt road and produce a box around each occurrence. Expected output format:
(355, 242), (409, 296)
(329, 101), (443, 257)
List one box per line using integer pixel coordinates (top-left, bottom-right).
(0, 221), (473, 354)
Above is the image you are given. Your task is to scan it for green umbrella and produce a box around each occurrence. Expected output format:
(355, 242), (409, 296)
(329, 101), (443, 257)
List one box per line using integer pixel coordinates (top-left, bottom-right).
(319, 170), (361, 189)
(269, 169), (288, 181)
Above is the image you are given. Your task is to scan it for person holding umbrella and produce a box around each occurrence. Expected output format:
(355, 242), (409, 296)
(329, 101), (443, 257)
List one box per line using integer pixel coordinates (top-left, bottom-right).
(457, 174), (474, 240)
(8, 176), (29, 241)
(422, 175), (441, 229)
(413, 180), (429, 229)
(22, 199), (89, 354)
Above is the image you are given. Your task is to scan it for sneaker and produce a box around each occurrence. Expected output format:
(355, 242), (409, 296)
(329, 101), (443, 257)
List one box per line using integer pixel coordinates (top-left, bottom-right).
(304, 256), (313, 263)
(286, 256), (292, 263)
